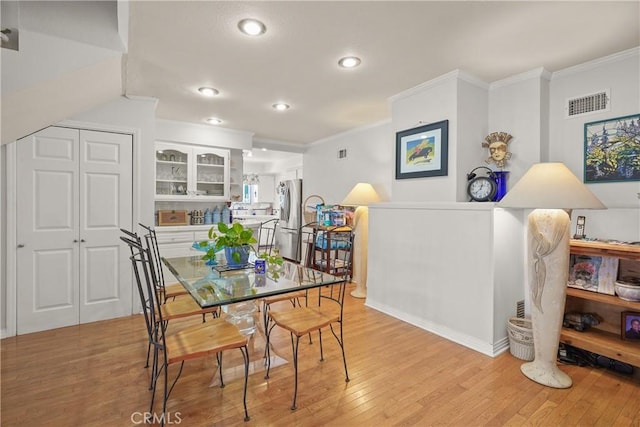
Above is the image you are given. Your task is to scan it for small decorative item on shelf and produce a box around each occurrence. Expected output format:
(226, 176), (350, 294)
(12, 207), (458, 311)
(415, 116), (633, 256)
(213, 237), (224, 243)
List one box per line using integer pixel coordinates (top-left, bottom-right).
(466, 166), (498, 202)
(481, 131), (513, 201)
(562, 312), (602, 332)
(621, 311), (640, 341)
(614, 280), (640, 301)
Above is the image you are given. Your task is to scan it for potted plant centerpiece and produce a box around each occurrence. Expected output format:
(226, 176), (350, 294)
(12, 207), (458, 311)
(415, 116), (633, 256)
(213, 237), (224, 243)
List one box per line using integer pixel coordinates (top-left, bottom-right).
(200, 222), (257, 267)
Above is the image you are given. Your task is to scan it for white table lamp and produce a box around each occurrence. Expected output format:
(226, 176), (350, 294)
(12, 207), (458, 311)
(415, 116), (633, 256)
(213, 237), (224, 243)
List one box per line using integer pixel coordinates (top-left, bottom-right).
(342, 183), (381, 298)
(498, 162), (605, 388)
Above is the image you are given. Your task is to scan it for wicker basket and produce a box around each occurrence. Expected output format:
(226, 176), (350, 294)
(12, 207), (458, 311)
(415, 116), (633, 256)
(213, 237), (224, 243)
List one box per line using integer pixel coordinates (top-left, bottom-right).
(303, 195), (324, 224)
(507, 317), (535, 361)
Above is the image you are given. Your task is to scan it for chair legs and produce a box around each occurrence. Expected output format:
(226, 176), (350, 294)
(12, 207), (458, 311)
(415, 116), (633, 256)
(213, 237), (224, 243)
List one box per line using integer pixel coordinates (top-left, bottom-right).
(264, 321), (349, 411)
(149, 346), (251, 426)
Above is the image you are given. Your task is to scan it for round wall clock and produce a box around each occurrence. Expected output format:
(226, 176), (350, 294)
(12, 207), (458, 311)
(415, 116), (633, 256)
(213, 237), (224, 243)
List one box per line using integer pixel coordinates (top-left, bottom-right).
(467, 166), (498, 202)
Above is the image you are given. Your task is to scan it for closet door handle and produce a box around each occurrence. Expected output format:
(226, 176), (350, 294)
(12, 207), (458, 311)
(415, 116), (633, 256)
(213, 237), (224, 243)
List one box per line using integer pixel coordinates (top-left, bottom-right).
(80, 239), (86, 243)
(17, 244), (25, 248)
(73, 239), (78, 243)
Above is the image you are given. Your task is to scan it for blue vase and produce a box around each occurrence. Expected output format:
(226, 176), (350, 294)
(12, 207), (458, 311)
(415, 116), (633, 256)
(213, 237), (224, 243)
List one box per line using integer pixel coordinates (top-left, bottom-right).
(492, 171), (509, 201)
(225, 245), (250, 266)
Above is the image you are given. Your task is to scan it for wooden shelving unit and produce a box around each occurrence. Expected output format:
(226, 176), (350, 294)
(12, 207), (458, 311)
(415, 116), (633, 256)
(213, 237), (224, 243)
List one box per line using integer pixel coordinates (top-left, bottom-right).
(560, 240), (640, 367)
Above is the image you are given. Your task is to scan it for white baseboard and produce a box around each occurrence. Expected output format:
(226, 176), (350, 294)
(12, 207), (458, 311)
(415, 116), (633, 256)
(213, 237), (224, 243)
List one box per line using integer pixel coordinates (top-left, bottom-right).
(365, 299), (505, 358)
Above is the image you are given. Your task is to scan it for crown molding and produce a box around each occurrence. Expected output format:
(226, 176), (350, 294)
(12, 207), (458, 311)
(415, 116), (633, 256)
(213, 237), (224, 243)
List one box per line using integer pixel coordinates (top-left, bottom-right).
(551, 46), (640, 80)
(489, 67), (552, 90)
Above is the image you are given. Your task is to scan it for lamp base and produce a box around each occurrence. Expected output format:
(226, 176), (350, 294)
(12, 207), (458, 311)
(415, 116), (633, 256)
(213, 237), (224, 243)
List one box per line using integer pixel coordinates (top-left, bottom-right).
(521, 361), (572, 389)
(350, 285), (366, 299)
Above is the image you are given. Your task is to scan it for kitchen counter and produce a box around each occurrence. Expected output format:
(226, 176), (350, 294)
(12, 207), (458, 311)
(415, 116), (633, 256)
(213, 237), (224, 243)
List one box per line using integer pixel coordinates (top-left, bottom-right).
(155, 217), (274, 233)
(233, 214), (278, 221)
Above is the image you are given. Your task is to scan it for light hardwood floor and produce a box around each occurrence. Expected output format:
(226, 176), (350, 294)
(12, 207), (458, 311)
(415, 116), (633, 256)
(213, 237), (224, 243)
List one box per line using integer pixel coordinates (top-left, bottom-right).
(2, 285), (639, 426)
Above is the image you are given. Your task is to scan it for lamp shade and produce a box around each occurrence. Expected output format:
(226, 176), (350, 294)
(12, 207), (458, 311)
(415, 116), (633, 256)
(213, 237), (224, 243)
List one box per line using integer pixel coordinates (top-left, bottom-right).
(498, 163), (606, 210)
(341, 183), (381, 206)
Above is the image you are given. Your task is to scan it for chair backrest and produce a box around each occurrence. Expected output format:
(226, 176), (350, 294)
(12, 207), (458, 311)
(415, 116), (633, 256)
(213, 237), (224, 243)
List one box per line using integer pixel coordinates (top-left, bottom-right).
(257, 218), (279, 256)
(120, 233), (166, 352)
(138, 223), (168, 293)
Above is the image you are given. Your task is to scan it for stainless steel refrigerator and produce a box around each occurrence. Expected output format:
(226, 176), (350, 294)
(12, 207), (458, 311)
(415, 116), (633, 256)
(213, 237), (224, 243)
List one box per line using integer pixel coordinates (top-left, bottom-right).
(276, 178), (302, 261)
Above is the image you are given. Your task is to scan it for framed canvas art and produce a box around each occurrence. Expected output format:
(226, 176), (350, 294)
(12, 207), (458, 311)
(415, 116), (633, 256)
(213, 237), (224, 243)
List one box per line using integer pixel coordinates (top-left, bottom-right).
(395, 120), (448, 179)
(584, 113), (640, 182)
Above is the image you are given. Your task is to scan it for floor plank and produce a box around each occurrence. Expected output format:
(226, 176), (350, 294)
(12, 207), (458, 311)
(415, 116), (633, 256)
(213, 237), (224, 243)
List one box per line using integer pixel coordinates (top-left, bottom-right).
(2, 285), (639, 426)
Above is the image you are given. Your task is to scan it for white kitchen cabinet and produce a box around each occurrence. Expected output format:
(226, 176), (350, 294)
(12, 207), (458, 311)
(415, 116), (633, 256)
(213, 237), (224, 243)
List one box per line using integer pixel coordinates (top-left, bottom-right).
(155, 142), (230, 201)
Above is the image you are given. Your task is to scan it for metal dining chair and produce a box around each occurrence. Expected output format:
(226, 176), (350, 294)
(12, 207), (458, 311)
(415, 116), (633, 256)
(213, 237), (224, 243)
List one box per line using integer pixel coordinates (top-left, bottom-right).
(138, 223), (190, 302)
(120, 235), (251, 424)
(120, 228), (220, 370)
(264, 228), (354, 410)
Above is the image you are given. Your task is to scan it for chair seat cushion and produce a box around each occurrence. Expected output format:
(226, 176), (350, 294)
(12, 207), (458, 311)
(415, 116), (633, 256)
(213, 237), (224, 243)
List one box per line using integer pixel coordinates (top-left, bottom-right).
(164, 319), (247, 365)
(164, 282), (188, 298)
(159, 296), (217, 320)
(268, 307), (340, 337)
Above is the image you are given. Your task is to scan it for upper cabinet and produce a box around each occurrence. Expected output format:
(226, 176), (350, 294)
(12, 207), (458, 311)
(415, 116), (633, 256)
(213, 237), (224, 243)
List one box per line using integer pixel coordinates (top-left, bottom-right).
(155, 142), (230, 201)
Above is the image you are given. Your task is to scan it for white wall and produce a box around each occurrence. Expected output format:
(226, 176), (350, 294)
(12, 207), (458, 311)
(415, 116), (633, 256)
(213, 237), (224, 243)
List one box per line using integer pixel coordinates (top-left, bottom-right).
(549, 48), (640, 210)
(488, 68), (550, 186)
(389, 72), (458, 202)
(303, 121), (392, 204)
(1, 2), (126, 145)
(302, 47), (640, 357)
(456, 77), (490, 201)
(367, 203), (524, 356)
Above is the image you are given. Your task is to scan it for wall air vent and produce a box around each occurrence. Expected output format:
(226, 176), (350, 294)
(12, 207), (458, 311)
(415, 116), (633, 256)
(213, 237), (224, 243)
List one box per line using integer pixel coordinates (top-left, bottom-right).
(338, 149), (347, 159)
(565, 90), (609, 118)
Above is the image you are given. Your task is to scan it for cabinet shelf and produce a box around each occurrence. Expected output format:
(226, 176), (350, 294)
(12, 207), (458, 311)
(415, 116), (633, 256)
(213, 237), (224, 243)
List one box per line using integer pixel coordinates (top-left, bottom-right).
(566, 287), (640, 309)
(562, 240), (640, 368)
(570, 239), (640, 260)
(156, 178), (188, 183)
(560, 328), (640, 367)
(156, 160), (187, 166)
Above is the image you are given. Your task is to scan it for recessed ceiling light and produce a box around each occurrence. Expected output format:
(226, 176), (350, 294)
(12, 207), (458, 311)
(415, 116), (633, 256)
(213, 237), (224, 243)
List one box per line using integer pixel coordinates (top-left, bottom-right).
(338, 56), (361, 68)
(272, 103), (290, 111)
(238, 19), (266, 36)
(198, 87), (219, 97)
(206, 117), (223, 125)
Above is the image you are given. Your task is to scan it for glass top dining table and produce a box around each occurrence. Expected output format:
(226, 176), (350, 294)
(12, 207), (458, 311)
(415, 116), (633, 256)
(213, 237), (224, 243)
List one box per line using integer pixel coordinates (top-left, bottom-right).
(162, 256), (343, 309)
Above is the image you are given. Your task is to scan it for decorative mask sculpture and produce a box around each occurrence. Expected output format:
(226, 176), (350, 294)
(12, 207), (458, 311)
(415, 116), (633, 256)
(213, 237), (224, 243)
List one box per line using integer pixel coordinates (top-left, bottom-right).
(482, 132), (513, 169)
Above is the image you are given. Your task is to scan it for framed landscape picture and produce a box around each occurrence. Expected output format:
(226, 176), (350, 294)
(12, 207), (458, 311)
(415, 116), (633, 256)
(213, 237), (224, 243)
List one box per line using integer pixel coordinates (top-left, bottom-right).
(395, 120), (448, 179)
(584, 113), (640, 183)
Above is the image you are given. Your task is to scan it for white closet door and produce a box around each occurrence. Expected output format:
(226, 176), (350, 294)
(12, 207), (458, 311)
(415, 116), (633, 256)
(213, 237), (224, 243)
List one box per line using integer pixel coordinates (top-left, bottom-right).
(79, 130), (132, 323)
(16, 127), (133, 334)
(16, 127), (81, 334)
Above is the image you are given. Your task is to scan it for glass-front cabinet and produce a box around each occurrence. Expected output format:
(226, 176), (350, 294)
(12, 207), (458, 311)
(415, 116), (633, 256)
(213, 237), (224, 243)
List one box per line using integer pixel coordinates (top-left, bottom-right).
(155, 142), (230, 201)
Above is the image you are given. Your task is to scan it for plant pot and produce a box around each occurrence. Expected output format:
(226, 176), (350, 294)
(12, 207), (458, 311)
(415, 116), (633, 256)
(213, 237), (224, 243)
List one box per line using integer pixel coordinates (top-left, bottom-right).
(225, 245), (251, 266)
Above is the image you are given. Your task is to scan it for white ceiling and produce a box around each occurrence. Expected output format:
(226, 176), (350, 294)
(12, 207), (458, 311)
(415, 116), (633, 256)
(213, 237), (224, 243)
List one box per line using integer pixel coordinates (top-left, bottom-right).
(123, 1), (639, 148)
